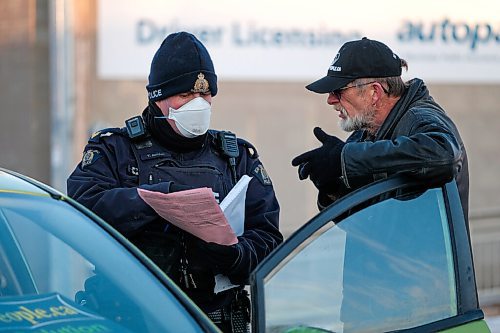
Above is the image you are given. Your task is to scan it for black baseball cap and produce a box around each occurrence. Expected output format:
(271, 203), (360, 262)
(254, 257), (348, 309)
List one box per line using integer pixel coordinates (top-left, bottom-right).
(306, 37), (402, 94)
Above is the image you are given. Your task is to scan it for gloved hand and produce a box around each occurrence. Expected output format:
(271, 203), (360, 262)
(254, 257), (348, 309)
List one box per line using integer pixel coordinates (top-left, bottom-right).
(168, 182), (194, 193)
(75, 273), (144, 328)
(291, 127), (346, 191)
(195, 239), (241, 274)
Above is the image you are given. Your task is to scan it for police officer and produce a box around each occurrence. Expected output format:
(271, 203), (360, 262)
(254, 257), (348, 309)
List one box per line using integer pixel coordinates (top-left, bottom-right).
(67, 31), (283, 333)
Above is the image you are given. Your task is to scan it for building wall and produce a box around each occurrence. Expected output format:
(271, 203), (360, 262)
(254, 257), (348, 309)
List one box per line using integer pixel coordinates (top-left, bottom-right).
(1, 0), (500, 237)
(0, 0), (51, 183)
(81, 80), (500, 236)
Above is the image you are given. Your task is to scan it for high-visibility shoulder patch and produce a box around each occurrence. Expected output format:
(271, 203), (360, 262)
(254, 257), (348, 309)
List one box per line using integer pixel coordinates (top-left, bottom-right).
(252, 163), (272, 186)
(81, 149), (102, 169)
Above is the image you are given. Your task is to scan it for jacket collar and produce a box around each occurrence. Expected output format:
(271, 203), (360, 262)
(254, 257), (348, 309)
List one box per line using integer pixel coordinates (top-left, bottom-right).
(375, 78), (428, 140)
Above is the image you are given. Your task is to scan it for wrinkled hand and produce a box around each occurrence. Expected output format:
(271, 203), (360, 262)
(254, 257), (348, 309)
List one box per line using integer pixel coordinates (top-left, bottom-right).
(291, 127), (345, 190)
(195, 239), (241, 274)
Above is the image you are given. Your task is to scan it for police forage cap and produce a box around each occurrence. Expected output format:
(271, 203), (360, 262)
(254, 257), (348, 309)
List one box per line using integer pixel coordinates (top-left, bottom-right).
(306, 37), (402, 94)
(146, 31), (218, 101)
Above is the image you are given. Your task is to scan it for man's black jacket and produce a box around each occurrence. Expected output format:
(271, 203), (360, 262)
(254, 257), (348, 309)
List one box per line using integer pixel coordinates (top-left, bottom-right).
(337, 78), (469, 221)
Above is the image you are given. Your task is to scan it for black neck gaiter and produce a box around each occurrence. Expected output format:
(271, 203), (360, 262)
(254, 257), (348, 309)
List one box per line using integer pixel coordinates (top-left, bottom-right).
(142, 101), (207, 153)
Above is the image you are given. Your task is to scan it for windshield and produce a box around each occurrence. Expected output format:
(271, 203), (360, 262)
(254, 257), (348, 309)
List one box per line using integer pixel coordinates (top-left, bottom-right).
(262, 187), (457, 333)
(0, 192), (206, 332)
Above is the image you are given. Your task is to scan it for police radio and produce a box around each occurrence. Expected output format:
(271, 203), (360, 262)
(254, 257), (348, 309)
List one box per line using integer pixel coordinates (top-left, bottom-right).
(217, 131), (239, 185)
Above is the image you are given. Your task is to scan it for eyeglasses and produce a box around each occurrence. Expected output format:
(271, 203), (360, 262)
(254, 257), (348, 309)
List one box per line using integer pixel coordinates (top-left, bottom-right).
(332, 81), (388, 100)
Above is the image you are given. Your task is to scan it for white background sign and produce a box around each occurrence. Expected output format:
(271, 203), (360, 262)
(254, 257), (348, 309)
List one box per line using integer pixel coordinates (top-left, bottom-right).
(98, 0), (500, 83)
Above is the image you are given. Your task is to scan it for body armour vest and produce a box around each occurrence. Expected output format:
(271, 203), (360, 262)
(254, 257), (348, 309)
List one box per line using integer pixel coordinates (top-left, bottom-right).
(128, 130), (240, 311)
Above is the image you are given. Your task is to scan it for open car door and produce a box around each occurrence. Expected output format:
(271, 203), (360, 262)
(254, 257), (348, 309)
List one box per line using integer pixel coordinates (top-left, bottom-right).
(251, 176), (490, 333)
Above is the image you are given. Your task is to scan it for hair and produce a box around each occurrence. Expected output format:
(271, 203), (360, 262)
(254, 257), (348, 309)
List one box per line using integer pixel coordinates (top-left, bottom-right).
(355, 58), (409, 98)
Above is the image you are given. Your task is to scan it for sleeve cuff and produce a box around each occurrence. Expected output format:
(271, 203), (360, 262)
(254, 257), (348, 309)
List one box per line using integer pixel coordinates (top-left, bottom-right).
(340, 144), (351, 189)
(139, 181), (172, 194)
(317, 191), (336, 211)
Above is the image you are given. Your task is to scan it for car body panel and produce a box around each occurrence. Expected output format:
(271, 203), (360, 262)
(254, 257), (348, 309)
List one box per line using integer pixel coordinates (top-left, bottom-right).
(440, 319), (491, 332)
(266, 319), (490, 333)
(0, 171), (48, 197)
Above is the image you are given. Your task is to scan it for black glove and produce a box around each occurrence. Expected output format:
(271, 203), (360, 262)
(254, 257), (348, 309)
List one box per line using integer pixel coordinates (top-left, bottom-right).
(291, 127), (345, 191)
(168, 182), (194, 193)
(75, 273), (145, 330)
(196, 239), (241, 274)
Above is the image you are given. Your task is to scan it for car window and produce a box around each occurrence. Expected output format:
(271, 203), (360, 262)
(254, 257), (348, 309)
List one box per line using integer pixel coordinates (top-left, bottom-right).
(262, 187), (457, 333)
(0, 193), (210, 332)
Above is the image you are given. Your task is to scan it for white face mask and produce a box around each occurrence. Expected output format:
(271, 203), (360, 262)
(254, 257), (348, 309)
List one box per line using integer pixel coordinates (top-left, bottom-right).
(162, 97), (212, 138)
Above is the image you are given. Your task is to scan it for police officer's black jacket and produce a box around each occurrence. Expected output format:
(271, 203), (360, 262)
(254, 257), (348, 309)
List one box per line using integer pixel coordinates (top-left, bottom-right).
(67, 106), (282, 313)
(334, 78), (469, 221)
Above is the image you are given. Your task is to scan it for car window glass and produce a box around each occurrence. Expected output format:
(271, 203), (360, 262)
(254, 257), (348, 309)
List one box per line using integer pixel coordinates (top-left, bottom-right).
(0, 194), (205, 333)
(263, 187), (457, 333)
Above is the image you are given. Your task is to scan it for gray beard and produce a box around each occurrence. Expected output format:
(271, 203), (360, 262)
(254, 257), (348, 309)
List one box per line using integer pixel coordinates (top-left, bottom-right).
(339, 107), (377, 133)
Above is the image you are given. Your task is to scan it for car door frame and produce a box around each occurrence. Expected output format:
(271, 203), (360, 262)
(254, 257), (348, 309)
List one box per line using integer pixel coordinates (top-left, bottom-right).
(250, 175), (484, 332)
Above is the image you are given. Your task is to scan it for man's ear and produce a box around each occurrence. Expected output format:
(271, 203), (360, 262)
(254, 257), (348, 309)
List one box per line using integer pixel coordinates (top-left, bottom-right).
(371, 82), (385, 105)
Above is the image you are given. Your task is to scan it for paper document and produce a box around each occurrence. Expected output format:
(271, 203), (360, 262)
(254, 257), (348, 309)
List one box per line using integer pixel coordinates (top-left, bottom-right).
(138, 187), (238, 245)
(213, 175), (252, 293)
(137, 176), (253, 294)
(137, 175), (252, 244)
(220, 175), (252, 236)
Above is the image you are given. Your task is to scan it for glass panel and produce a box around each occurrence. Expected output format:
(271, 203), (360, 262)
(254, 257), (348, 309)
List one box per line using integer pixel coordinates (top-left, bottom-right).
(264, 188), (457, 333)
(0, 194), (204, 333)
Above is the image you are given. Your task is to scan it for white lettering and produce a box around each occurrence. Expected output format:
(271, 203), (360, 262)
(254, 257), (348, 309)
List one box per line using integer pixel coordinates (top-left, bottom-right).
(148, 89), (162, 99)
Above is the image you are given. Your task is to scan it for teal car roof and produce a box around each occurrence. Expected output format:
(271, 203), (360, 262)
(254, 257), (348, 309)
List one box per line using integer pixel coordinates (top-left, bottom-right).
(0, 170), (50, 196)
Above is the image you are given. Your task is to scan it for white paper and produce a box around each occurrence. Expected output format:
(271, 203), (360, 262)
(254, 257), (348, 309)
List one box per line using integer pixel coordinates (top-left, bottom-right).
(214, 274), (239, 294)
(220, 175), (252, 236)
(214, 175), (253, 293)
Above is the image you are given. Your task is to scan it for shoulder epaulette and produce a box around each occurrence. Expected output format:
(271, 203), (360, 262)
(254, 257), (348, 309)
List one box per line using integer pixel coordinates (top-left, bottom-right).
(88, 127), (125, 144)
(237, 137), (259, 159)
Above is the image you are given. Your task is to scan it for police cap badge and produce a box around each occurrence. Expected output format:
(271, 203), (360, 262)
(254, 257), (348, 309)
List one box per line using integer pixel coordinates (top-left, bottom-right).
(192, 73), (210, 94)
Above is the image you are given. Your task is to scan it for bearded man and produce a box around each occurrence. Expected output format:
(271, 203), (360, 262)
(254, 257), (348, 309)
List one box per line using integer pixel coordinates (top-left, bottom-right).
(291, 37), (469, 224)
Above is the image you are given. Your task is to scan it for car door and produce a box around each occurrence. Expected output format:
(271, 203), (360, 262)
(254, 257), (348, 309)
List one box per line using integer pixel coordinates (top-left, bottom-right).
(250, 176), (490, 333)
